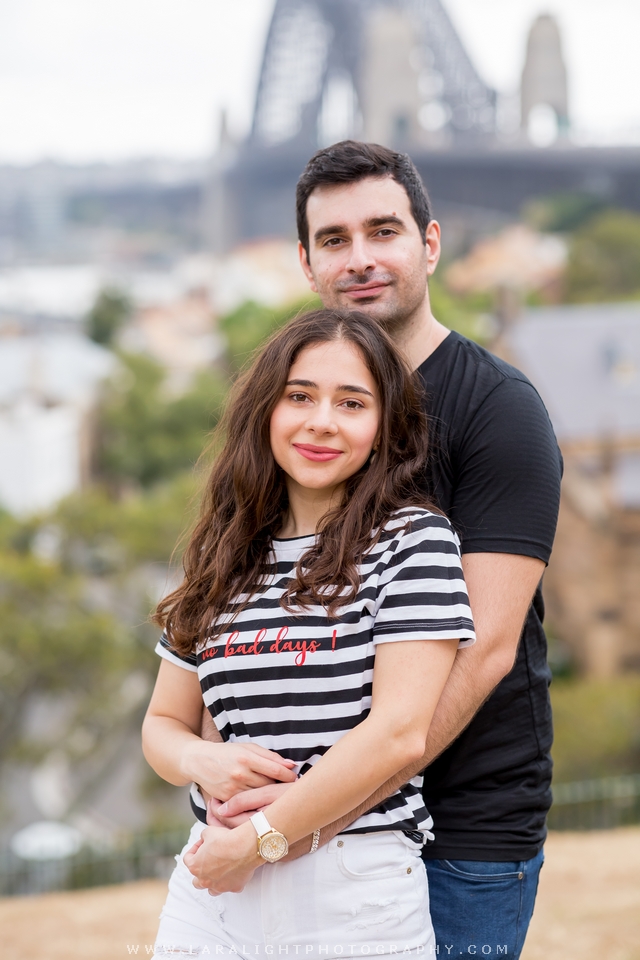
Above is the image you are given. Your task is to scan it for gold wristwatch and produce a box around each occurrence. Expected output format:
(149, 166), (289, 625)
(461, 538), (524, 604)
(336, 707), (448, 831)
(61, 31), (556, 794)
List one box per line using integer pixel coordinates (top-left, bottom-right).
(250, 811), (289, 863)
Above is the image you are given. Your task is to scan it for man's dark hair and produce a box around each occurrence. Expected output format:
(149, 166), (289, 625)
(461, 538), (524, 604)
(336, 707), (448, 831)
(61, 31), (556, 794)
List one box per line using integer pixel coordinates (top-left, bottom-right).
(296, 140), (432, 259)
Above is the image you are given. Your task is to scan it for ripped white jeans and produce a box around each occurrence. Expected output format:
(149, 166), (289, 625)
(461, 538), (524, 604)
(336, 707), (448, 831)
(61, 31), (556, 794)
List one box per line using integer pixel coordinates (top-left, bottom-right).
(154, 822), (435, 958)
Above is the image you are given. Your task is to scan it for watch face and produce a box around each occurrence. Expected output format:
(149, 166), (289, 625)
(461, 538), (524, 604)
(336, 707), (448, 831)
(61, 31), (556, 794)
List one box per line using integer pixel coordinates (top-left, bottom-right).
(259, 832), (288, 862)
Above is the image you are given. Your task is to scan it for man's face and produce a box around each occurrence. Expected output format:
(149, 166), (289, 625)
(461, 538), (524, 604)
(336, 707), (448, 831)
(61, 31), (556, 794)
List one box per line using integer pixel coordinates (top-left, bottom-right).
(299, 176), (441, 334)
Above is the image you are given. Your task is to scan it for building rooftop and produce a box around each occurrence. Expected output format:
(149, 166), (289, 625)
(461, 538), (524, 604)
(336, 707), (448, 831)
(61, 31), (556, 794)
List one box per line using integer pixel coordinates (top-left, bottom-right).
(509, 301), (640, 445)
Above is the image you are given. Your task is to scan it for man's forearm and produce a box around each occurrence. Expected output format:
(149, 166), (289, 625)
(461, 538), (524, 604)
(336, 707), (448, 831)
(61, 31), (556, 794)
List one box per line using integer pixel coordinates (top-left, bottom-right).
(313, 643), (504, 843)
(317, 552), (544, 841)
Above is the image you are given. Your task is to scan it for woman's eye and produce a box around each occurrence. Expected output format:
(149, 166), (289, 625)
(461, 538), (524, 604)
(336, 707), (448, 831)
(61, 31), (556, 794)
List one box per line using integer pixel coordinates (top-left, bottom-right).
(289, 392), (309, 403)
(341, 399), (364, 410)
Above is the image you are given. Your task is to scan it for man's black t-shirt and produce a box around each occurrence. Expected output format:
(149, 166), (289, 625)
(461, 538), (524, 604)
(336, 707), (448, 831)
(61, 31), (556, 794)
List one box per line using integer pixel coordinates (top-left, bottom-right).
(417, 331), (562, 862)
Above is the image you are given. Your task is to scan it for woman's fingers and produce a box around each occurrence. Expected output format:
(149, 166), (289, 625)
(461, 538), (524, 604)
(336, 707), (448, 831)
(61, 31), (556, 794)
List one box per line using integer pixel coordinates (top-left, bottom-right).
(243, 743), (298, 768)
(224, 749), (297, 787)
(241, 745), (298, 779)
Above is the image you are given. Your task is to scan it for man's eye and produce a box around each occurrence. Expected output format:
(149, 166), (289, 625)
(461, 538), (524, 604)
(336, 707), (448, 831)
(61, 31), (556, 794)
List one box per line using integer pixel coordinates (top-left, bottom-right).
(376, 228), (396, 237)
(324, 237), (345, 247)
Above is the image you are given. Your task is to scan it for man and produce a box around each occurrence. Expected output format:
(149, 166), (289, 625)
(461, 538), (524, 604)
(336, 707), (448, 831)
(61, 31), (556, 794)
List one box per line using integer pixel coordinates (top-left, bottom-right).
(198, 141), (562, 958)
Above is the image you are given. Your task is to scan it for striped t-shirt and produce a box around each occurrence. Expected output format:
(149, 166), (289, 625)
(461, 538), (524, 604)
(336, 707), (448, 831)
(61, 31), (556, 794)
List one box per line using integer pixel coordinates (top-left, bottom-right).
(156, 508), (475, 838)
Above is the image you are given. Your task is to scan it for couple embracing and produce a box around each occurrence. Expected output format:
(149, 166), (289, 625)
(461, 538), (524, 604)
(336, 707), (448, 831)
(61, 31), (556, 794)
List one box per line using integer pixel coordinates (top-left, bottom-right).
(142, 141), (562, 959)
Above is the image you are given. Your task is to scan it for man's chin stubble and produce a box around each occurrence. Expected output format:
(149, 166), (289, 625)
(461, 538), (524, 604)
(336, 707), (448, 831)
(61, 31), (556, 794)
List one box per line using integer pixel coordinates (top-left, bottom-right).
(339, 297), (413, 336)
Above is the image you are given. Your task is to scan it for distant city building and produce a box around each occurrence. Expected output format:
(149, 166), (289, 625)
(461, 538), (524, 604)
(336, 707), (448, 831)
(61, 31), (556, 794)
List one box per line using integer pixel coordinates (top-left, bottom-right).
(0, 335), (115, 515)
(521, 14), (569, 145)
(508, 303), (640, 676)
(119, 288), (223, 395)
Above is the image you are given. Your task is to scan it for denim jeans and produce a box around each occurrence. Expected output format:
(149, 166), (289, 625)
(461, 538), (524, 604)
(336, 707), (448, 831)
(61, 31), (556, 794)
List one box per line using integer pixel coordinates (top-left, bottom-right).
(424, 848), (544, 958)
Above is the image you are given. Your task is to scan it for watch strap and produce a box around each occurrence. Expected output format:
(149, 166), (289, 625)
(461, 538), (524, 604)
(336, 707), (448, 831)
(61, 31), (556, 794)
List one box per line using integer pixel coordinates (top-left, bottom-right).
(250, 811), (272, 839)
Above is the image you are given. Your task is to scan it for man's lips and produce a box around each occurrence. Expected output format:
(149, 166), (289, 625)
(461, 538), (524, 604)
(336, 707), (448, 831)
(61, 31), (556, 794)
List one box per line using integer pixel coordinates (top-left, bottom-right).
(293, 443), (343, 462)
(342, 282), (389, 300)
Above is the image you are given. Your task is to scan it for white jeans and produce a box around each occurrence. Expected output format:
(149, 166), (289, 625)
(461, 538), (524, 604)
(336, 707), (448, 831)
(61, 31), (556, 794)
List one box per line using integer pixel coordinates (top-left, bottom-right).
(154, 822), (435, 958)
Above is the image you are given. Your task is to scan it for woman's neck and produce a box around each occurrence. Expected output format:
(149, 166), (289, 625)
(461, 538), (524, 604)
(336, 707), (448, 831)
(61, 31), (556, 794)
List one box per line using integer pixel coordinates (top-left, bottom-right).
(278, 481), (343, 538)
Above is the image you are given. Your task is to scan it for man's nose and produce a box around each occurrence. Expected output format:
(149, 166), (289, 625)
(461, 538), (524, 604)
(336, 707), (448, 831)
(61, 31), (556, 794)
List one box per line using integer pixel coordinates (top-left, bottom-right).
(345, 236), (375, 275)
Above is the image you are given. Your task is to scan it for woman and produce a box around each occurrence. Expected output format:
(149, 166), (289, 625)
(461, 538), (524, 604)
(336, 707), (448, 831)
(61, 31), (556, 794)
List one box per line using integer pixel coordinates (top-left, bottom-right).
(142, 309), (475, 957)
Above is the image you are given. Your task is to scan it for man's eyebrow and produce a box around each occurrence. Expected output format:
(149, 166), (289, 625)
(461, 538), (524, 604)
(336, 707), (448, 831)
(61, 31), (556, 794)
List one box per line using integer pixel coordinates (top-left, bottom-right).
(313, 215), (406, 244)
(364, 215), (406, 229)
(313, 224), (347, 243)
(286, 379), (374, 398)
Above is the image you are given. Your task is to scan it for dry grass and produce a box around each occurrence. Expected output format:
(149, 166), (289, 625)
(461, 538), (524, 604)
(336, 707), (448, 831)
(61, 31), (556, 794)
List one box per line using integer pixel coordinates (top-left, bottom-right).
(1, 828), (639, 960)
(522, 827), (640, 960)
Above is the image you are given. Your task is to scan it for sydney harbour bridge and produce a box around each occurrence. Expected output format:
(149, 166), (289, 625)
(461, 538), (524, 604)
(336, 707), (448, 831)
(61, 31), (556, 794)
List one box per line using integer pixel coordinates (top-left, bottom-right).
(210, 0), (640, 250)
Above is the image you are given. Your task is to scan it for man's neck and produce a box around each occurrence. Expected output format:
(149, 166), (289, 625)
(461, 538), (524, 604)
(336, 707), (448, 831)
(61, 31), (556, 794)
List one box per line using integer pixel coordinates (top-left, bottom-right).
(394, 309), (451, 372)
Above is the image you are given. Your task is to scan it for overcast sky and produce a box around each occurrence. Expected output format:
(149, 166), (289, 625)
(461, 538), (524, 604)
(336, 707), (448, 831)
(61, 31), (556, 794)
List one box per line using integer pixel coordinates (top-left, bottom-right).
(0, 0), (638, 164)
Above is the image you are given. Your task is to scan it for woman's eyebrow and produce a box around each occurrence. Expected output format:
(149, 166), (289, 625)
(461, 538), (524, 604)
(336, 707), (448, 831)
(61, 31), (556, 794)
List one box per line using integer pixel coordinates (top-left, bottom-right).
(286, 379), (317, 388)
(337, 384), (374, 397)
(286, 379), (374, 398)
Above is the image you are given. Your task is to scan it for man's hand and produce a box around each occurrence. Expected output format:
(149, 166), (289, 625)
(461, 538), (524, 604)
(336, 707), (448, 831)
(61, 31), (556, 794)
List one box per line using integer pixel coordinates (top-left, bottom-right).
(184, 822), (261, 896)
(207, 782), (294, 828)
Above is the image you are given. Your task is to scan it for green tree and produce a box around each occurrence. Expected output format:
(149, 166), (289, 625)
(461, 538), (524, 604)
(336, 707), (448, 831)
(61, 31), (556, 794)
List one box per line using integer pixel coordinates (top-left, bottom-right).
(428, 275), (490, 343)
(219, 296), (321, 373)
(0, 540), (137, 763)
(524, 192), (605, 234)
(95, 353), (226, 490)
(564, 210), (640, 303)
(86, 288), (132, 346)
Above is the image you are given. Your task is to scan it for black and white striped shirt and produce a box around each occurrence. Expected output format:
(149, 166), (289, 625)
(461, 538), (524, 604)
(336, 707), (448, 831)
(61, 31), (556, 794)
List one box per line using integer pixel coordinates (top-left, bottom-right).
(156, 508), (475, 838)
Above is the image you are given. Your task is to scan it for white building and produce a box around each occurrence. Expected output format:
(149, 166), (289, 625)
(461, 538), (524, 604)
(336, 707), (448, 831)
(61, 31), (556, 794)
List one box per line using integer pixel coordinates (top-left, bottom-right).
(0, 335), (115, 516)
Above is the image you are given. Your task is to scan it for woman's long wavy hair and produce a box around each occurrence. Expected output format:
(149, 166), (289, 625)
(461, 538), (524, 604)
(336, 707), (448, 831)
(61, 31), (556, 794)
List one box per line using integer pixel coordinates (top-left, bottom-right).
(153, 309), (437, 655)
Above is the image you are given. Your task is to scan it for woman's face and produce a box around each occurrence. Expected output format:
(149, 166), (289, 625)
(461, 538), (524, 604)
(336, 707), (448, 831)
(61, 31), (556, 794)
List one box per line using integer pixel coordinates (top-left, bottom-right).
(270, 340), (381, 498)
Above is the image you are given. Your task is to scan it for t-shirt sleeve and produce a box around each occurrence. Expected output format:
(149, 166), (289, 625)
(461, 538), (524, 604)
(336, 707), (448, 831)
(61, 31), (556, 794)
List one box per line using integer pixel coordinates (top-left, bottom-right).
(449, 377), (562, 561)
(373, 515), (475, 647)
(154, 632), (198, 672)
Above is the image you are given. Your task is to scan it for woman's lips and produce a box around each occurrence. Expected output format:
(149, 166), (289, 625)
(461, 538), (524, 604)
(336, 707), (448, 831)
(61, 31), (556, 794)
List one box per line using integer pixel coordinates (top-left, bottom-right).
(293, 444), (343, 462)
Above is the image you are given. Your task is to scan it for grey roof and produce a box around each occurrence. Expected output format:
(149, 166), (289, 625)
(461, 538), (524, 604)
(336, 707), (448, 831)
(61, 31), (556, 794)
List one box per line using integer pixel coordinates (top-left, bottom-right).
(509, 302), (640, 444)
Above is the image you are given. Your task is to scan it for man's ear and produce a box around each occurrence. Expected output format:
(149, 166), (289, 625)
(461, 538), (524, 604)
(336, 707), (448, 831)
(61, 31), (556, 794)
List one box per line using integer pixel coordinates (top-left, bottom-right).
(425, 220), (441, 277)
(298, 241), (318, 292)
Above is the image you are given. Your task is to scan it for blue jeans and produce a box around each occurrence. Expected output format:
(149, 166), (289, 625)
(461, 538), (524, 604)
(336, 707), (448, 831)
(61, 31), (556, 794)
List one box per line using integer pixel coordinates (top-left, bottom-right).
(424, 848), (544, 958)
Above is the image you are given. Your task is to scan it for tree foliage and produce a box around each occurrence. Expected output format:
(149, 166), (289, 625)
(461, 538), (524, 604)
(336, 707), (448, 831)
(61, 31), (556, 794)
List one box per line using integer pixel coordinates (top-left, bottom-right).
(564, 210), (640, 303)
(524, 192), (605, 234)
(219, 296), (321, 373)
(86, 288), (132, 346)
(0, 518), (137, 764)
(95, 352), (226, 490)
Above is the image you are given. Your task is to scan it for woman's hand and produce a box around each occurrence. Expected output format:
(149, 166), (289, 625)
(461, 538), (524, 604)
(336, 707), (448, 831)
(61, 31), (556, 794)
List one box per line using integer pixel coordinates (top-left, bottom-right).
(180, 740), (298, 802)
(184, 822), (260, 895)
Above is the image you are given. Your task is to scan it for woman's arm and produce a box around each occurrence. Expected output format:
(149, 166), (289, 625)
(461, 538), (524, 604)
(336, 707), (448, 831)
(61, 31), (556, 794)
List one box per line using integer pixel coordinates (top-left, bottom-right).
(184, 636), (458, 892)
(142, 660), (298, 800)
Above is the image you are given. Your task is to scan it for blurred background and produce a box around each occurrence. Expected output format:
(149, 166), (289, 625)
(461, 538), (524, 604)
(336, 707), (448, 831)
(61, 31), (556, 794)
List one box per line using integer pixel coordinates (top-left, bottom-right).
(1, 0), (640, 910)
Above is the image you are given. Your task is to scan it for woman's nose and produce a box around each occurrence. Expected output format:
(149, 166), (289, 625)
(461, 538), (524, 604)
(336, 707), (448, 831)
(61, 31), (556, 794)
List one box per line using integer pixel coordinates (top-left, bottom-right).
(305, 400), (337, 434)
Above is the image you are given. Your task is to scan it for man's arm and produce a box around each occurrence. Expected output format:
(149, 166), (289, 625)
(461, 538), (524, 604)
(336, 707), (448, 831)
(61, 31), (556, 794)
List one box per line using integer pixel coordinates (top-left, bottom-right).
(316, 552), (545, 837)
(213, 552), (544, 851)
